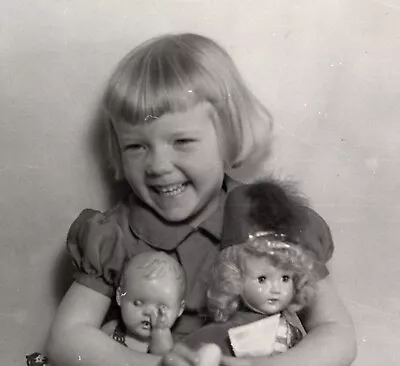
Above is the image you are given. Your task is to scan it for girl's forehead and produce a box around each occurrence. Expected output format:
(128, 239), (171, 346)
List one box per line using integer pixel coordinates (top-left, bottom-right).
(115, 103), (215, 137)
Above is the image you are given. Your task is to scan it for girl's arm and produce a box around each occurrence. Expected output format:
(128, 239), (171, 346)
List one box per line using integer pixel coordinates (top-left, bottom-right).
(46, 282), (162, 366)
(101, 319), (118, 336)
(222, 275), (357, 366)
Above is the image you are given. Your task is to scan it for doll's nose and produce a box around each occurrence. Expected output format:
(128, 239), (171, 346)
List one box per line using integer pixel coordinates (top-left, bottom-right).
(142, 304), (157, 317)
(269, 281), (281, 294)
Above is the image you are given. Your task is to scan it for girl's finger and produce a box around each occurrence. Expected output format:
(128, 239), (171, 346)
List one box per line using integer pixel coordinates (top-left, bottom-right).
(173, 343), (200, 364)
(197, 344), (222, 366)
(162, 352), (189, 366)
(220, 355), (251, 366)
(161, 344), (199, 366)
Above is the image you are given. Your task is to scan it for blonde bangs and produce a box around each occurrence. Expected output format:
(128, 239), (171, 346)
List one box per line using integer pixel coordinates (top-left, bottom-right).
(102, 33), (274, 179)
(104, 36), (228, 126)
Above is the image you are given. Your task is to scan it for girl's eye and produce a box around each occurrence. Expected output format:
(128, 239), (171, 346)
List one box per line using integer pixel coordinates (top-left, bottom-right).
(282, 275), (291, 282)
(133, 300), (143, 307)
(125, 144), (145, 151)
(257, 275), (267, 283)
(174, 138), (196, 146)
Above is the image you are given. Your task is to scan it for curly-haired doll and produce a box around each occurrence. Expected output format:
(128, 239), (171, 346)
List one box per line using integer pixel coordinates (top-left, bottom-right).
(207, 231), (317, 357)
(183, 178), (320, 357)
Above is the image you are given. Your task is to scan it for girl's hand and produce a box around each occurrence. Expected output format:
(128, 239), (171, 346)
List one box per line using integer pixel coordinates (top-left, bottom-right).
(161, 343), (222, 366)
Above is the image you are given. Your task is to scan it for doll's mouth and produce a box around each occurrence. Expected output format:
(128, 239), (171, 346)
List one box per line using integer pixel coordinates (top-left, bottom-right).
(267, 299), (279, 304)
(142, 320), (151, 329)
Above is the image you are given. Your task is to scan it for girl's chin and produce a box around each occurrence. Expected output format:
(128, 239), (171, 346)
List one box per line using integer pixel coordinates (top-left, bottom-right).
(151, 201), (199, 223)
(156, 209), (196, 223)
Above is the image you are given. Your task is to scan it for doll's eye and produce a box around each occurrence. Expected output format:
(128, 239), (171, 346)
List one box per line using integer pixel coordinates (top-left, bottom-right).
(133, 300), (143, 307)
(282, 275), (291, 282)
(257, 275), (267, 283)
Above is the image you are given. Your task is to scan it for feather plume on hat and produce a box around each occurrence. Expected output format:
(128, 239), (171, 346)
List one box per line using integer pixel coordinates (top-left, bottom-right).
(221, 177), (308, 249)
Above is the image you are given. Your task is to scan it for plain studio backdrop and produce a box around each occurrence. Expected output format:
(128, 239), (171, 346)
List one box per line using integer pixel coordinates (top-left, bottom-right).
(1, 1), (399, 365)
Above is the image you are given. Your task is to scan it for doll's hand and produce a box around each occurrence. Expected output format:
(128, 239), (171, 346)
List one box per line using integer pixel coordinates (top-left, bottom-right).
(150, 306), (173, 355)
(151, 305), (169, 330)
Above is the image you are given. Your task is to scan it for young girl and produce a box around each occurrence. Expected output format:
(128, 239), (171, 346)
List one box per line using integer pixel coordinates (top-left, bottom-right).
(46, 33), (356, 366)
(183, 180), (319, 357)
(101, 252), (186, 354)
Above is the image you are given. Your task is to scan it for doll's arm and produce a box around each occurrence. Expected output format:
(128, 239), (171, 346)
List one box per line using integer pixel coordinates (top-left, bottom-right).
(46, 282), (162, 366)
(149, 307), (174, 355)
(221, 275), (357, 366)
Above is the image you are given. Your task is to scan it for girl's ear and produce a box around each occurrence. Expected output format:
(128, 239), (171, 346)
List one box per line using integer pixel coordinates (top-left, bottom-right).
(178, 300), (185, 317)
(116, 286), (123, 306)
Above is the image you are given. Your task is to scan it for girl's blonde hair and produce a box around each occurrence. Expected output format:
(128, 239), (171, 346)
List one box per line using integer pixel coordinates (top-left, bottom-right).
(207, 233), (318, 322)
(102, 33), (273, 180)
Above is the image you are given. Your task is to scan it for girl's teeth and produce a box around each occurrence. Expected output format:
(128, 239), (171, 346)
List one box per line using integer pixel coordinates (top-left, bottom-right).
(157, 184), (185, 195)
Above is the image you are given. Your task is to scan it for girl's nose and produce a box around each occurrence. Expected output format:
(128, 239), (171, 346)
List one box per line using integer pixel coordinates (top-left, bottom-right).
(145, 148), (173, 176)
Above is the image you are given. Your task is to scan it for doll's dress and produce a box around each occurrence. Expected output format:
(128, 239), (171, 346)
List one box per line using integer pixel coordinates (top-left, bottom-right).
(110, 320), (150, 352)
(25, 352), (49, 366)
(182, 310), (303, 356)
(112, 320), (128, 347)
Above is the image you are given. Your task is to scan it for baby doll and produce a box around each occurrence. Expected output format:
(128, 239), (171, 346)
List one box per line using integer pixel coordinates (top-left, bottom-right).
(183, 178), (319, 357)
(101, 251), (186, 355)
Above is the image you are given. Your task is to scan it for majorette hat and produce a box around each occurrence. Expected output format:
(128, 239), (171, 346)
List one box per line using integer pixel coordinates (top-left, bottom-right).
(220, 177), (334, 278)
(220, 178), (309, 250)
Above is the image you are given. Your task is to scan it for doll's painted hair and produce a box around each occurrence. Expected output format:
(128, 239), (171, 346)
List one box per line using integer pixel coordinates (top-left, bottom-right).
(207, 233), (318, 322)
(120, 252), (186, 299)
(102, 32), (273, 179)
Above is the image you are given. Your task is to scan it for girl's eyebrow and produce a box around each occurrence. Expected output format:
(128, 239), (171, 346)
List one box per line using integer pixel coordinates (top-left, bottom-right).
(170, 128), (203, 136)
(120, 138), (143, 146)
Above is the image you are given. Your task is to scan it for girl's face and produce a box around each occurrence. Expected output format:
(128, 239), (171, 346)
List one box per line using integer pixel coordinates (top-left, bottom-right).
(119, 273), (184, 339)
(241, 256), (295, 315)
(116, 103), (225, 225)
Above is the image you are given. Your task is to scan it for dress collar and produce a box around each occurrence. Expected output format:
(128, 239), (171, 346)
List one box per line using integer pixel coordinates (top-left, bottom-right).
(128, 176), (240, 251)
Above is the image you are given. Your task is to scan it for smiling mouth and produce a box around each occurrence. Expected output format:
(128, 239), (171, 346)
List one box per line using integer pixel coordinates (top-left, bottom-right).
(152, 183), (187, 196)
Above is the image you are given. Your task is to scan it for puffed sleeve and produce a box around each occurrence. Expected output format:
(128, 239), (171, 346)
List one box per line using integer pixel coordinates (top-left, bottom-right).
(297, 207), (334, 279)
(67, 209), (127, 298)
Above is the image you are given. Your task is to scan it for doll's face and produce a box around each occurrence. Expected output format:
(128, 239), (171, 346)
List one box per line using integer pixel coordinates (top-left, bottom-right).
(241, 255), (294, 315)
(118, 271), (185, 340)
